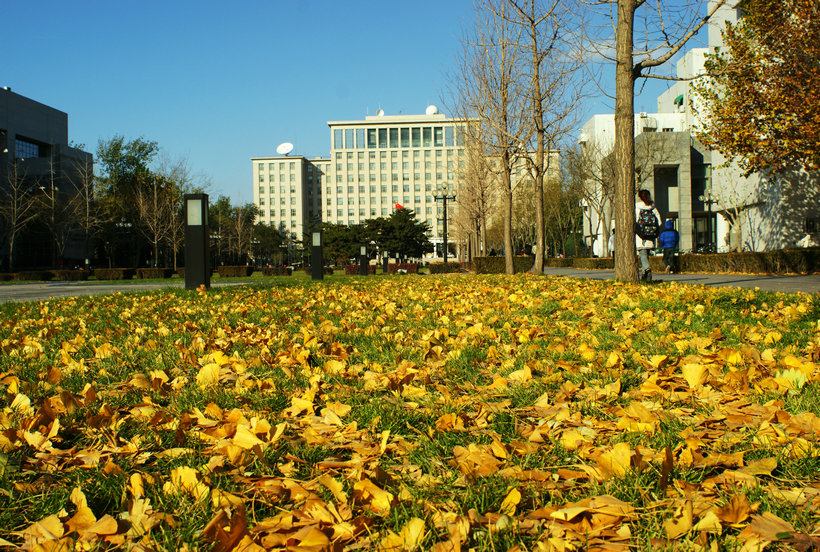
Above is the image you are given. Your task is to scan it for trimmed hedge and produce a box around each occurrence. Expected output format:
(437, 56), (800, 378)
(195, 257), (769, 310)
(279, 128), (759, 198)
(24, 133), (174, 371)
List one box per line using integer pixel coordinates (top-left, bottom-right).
(136, 268), (174, 279)
(52, 270), (90, 281)
(344, 264), (376, 275)
(569, 257), (614, 270)
(535, 248), (819, 275)
(16, 270), (54, 281)
(428, 262), (464, 274)
(217, 266), (254, 278)
(302, 267), (334, 276)
(94, 268), (135, 280)
(0, 273), (14, 282)
(262, 267), (293, 276)
(386, 263), (419, 274)
(473, 256), (535, 274)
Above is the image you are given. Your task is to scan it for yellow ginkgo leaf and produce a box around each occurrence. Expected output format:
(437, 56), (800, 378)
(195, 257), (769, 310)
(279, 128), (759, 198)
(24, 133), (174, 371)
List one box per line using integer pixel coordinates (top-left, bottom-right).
(681, 363), (708, 389)
(499, 488), (521, 516)
(196, 363), (221, 387)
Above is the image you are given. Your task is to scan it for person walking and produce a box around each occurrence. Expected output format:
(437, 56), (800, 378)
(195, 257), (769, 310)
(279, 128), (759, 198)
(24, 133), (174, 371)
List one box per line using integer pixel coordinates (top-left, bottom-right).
(635, 189), (662, 282)
(658, 220), (680, 274)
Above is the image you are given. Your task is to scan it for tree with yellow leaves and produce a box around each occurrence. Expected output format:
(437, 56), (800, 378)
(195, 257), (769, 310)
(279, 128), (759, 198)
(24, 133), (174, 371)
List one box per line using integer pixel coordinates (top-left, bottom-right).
(693, 0), (820, 175)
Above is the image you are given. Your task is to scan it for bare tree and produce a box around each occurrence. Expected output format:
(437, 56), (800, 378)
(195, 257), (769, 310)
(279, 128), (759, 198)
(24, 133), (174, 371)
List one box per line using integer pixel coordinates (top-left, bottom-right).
(504, 0), (584, 272)
(0, 163), (40, 271)
(453, 134), (496, 261)
(450, 0), (527, 274)
(67, 155), (100, 266)
(135, 174), (173, 267)
(575, 0), (728, 280)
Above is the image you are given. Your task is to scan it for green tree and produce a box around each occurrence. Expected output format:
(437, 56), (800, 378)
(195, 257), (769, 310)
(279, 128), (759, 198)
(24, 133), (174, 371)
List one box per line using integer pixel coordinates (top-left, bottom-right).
(693, 0), (820, 175)
(209, 196), (233, 266)
(95, 136), (159, 266)
(251, 222), (284, 266)
(318, 222), (365, 266)
(372, 208), (433, 260)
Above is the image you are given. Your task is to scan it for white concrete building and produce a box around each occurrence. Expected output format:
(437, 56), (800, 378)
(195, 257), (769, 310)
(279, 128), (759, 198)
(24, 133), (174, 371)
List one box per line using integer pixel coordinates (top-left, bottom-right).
(580, 0), (819, 255)
(325, 107), (463, 248)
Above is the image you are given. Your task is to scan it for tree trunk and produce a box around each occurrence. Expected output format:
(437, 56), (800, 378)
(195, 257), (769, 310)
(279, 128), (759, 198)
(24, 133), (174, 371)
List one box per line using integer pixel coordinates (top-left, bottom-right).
(614, 0), (639, 282)
(502, 159), (514, 274)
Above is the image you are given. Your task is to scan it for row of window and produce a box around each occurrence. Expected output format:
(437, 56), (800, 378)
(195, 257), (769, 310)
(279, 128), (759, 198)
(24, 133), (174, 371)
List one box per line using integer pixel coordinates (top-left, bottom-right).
(335, 172), (454, 183)
(258, 161), (299, 172)
(329, 184), (454, 194)
(333, 149), (460, 160)
(332, 126), (464, 150)
(329, 197), (445, 207)
(336, 160), (457, 171)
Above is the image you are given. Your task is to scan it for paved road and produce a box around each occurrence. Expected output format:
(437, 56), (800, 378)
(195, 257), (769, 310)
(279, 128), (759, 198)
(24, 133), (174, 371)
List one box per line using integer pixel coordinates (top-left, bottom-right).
(542, 267), (820, 294)
(0, 270), (817, 304)
(0, 280), (253, 304)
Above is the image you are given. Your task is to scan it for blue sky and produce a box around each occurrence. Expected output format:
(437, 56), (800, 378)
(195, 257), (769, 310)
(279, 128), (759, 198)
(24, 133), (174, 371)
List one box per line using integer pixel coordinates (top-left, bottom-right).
(4, 0), (683, 204)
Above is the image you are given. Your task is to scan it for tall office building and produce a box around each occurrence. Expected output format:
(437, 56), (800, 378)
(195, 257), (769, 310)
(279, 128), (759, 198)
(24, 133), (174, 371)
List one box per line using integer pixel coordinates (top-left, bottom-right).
(251, 155), (328, 242)
(324, 106), (463, 242)
(253, 106), (465, 250)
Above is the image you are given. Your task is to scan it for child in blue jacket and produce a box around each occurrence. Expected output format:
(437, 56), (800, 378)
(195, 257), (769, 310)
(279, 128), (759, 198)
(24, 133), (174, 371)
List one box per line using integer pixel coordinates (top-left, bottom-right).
(658, 220), (680, 273)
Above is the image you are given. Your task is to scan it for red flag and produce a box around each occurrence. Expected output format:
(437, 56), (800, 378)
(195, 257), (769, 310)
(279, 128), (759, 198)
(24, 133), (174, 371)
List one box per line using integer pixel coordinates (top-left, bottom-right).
(394, 202), (404, 210)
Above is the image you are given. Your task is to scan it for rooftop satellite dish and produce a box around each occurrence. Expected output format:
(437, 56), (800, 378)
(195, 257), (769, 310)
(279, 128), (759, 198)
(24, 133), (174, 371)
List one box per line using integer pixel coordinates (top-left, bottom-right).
(276, 142), (294, 156)
(376, 109), (385, 116)
(425, 104), (439, 115)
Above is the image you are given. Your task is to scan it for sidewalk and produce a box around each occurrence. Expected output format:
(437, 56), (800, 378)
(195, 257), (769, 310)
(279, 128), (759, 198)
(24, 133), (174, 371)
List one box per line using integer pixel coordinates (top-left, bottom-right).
(542, 267), (820, 294)
(0, 280), (252, 304)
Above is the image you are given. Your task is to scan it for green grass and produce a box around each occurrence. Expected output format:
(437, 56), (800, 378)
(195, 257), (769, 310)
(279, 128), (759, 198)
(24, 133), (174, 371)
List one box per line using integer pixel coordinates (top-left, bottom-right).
(0, 275), (817, 550)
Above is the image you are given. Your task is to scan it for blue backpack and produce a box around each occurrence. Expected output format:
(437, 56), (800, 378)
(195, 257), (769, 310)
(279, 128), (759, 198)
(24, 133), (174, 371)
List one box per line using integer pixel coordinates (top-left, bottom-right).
(636, 208), (659, 240)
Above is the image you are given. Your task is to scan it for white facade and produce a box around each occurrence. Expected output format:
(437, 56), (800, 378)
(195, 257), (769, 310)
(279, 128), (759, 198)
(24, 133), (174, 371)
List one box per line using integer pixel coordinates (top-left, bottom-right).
(251, 156), (327, 242)
(580, 0), (818, 255)
(325, 110), (463, 243)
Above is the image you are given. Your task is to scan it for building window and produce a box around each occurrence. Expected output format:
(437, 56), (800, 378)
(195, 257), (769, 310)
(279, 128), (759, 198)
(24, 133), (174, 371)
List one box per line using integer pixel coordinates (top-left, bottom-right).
(434, 127), (443, 147)
(411, 128), (421, 147)
(378, 128), (388, 148)
(14, 138), (40, 159)
(422, 128), (432, 147)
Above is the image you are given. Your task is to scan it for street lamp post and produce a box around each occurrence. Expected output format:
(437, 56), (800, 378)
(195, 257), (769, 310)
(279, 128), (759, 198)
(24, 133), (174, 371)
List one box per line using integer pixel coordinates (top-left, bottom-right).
(184, 193), (210, 290)
(359, 244), (368, 276)
(698, 191), (715, 253)
(311, 231), (323, 280)
(434, 189), (456, 263)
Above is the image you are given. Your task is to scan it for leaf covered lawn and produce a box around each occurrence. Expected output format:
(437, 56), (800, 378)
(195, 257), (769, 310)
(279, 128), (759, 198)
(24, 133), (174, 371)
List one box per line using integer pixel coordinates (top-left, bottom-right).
(1, 275), (819, 551)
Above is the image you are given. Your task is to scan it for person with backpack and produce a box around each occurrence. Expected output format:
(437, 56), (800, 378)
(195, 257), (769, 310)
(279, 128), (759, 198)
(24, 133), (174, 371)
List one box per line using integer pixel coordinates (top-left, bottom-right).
(635, 189), (662, 282)
(658, 219), (680, 274)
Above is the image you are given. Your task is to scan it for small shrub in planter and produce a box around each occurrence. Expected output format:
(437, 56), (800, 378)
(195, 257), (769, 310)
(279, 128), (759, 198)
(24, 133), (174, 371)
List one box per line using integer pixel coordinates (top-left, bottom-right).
(16, 270), (54, 281)
(136, 268), (174, 279)
(94, 268), (136, 280)
(474, 256), (534, 274)
(302, 267), (334, 275)
(572, 257), (614, 270)
(52, 270), (90, 281)
(262, 267), (292, 276)
(428, 262), (463, 274)
(217, 266), (254, 278)
(344, 264), (376, 275)
(386, 263), (419, 274)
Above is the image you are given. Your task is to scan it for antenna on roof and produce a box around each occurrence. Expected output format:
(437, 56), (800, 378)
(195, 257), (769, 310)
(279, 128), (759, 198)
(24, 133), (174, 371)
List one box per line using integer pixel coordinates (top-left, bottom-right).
(276, 142), (294, 156)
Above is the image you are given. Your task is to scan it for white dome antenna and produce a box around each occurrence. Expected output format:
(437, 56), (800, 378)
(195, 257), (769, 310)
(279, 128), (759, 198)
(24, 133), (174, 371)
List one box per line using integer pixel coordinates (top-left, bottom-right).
(425, 104), (439, 115)
(376, 108), (385, 116)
